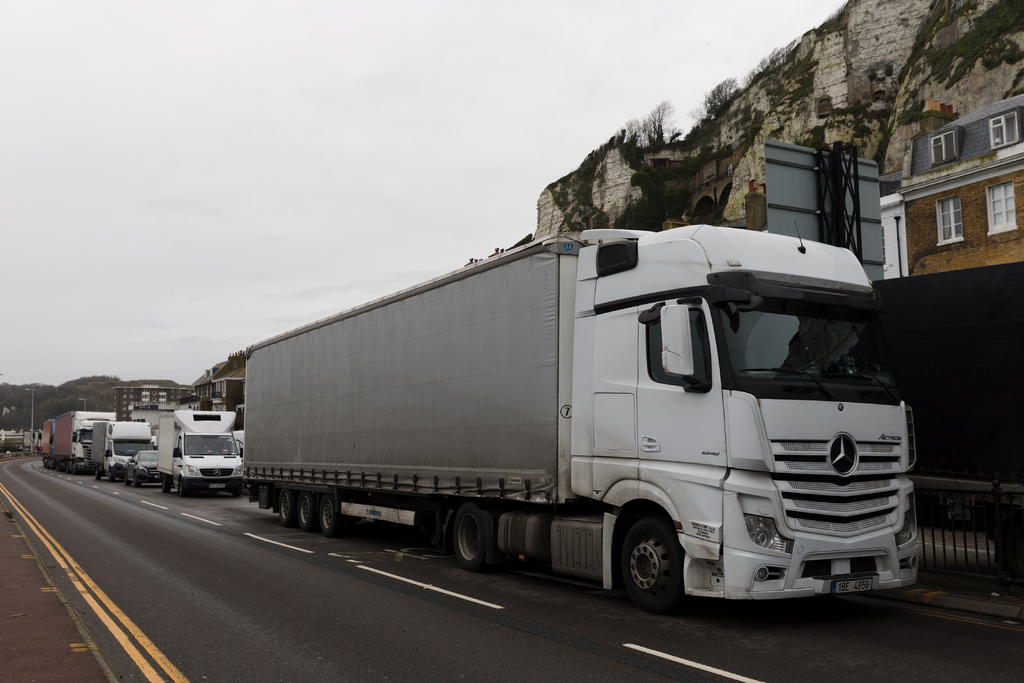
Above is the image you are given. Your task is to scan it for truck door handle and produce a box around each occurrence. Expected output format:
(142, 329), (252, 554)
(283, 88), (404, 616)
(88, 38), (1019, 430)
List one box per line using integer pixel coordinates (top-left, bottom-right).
(640, 436), (661, 452)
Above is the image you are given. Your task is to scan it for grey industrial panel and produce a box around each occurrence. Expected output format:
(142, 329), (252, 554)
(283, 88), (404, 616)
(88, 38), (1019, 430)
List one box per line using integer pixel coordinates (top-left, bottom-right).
(765, 140), (884, 280)
(246, 251), (561, 502)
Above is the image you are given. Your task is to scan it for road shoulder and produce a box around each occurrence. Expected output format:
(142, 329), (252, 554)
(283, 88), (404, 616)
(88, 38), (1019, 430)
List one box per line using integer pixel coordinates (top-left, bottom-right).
(0, 491), (114, 682)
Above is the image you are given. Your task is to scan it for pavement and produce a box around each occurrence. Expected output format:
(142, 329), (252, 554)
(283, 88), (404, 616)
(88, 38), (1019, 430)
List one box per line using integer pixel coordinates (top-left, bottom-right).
(871, 570), (1024, 621)
(0, 482), (112, 682)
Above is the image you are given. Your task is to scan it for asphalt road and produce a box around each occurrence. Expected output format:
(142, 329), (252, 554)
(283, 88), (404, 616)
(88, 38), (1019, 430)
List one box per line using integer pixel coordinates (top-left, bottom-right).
(2, 457), (1023, 683)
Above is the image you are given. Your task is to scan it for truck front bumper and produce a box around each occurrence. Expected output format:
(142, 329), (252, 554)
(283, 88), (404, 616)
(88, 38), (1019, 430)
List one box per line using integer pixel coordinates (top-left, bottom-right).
(719, 531), (919, 599)
(182, 476), (244, 491)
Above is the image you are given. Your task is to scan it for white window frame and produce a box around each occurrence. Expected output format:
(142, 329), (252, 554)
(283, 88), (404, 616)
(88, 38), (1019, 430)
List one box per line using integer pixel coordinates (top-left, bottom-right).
(936, 196), (963, 245)
(989, 112), (1019, 149)
(931, 130), (957, 165)
(986, 181), (1017, 235)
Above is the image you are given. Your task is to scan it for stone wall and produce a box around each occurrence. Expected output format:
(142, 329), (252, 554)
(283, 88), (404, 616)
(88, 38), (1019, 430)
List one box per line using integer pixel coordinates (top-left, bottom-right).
(905, 170), (1024, 275)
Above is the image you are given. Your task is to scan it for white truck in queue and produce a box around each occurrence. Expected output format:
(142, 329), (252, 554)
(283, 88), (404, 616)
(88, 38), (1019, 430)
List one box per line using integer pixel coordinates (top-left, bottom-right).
(53, 411), (116, 473)
(243, 226), (919, 613)
(157, 411), (244, 497)
(91, 420), (155, 481)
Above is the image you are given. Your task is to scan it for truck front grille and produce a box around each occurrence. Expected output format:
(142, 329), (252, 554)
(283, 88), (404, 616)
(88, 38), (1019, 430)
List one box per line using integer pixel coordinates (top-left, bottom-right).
(200, 468), (232, 477)
(771, 439), (900, 537)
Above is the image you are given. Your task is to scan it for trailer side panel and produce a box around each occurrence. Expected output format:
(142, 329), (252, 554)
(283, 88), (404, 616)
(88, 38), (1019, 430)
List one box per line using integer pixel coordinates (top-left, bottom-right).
(246, 251), (562, 501)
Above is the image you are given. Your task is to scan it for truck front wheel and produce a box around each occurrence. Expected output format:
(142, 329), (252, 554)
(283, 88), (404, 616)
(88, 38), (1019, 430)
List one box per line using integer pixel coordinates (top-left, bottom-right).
(297, 491), (320, 532)
(621, 517), (686, 614)
(278, 489), (298, 527)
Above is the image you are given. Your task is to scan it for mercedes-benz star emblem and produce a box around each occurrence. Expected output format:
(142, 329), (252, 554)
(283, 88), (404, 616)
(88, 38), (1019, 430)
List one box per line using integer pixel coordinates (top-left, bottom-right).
(828, 434), (858, 476)
(212, 469), (221, 476)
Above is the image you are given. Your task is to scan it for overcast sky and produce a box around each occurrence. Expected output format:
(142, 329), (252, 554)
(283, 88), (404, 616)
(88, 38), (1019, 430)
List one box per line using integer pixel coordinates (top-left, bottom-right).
(1, 0), (844, 386)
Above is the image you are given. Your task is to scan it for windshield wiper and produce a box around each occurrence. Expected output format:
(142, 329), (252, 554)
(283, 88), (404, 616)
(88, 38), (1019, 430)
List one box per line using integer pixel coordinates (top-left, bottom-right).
(740, 367), (837, 400)
(824, 370), (899, 403)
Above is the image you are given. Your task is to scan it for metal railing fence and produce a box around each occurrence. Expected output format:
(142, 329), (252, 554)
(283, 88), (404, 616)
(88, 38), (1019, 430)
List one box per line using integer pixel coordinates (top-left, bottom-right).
(913, 481), (1023, 585)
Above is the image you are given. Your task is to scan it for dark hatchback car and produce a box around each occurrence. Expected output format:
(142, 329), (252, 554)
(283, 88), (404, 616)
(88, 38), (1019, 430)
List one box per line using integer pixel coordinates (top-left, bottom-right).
(125, 450), (161, 487)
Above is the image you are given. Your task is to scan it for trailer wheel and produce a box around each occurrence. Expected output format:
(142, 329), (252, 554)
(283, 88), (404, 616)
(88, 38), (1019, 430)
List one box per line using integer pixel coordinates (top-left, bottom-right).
(319, 495), (353, 538)
(278, 489), (298, 528)
(297, 491), (320, 532)
(161, 475), (171, 493)
(453, 503), (494, 572)
(621, 516), (686, 614)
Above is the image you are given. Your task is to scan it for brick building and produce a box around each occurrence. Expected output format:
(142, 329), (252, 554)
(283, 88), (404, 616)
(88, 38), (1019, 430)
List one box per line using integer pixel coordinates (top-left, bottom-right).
(894, 96), (1023, 276)
(191, 352), (246, 426)
(113, 385), (194, 422)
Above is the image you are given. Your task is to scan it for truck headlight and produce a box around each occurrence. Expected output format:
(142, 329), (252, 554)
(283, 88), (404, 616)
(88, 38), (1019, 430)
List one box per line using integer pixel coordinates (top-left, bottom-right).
(744, 514), (793, 553)
(232, 465), (242, 476)
(895, 499), (917, 547)
(184, 464), (200, 476)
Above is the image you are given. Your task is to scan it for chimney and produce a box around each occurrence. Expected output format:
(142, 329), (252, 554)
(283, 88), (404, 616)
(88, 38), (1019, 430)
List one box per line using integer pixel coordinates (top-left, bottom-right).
(919, 100), (954, 134)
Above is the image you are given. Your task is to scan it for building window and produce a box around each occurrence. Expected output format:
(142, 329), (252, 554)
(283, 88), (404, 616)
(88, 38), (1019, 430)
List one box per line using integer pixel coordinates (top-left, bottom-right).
(930, 130), (957, 165)
(987, 182), (1017, 234)
(936, 196), (963, 244)
(990, 112), (1019, 149)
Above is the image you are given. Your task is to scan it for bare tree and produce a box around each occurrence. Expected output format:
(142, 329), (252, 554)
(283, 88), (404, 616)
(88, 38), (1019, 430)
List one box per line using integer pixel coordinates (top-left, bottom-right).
(690, 78), (740, 126)
(619, 101), (680, 148)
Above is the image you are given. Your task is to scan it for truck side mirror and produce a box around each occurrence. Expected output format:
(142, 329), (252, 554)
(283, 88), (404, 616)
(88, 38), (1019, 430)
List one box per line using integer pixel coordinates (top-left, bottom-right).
(105, 449), (112, 458)
(660, 304), (694, 377)
(173, 447), (181, 459)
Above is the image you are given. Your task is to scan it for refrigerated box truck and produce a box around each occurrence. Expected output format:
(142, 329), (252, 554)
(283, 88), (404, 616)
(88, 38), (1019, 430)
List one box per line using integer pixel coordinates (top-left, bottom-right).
(157, 411), (243, 496)
(53, 411), (115, 474)
(244, 227), (919, 613)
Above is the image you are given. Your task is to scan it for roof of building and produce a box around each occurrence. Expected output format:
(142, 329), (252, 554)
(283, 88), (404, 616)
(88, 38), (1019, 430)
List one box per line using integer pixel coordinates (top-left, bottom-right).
(936, 94), (1024, 132)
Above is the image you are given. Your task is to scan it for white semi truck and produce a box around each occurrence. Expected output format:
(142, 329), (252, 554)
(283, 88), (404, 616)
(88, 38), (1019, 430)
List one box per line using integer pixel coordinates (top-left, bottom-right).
(244, 227), (919, 613)
(157, 411), (244, 497)
(53, 411), (116, 474)
(91, 421), (155, 481)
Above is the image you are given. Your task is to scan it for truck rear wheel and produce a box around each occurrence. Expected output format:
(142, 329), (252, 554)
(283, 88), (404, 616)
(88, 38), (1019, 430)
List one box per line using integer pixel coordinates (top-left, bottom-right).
(297, 491), (320, 532)
(161, 475), (171, 493)
(453, 503), (494, 572)
(94, 467), (102, 480)
(278, 489), (298, 527)
(621, 516), (686, 614)
(319, 495), (354, 538)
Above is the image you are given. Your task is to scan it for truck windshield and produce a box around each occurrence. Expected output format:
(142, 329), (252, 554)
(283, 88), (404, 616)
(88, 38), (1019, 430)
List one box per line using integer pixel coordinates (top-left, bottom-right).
(113, 440), (152, 456)
(717, 297), (899, 404)
(138, 452), (158, 465)
(79, 429), (93, 444)
(184, 434), (239, 456)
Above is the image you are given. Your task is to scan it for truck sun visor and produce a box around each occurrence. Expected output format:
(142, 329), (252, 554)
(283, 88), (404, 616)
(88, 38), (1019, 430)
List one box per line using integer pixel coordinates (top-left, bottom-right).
(707, 270), (879, 309)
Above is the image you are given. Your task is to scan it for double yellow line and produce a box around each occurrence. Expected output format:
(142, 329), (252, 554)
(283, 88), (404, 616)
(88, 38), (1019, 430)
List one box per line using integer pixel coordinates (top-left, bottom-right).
(0, 481), (188, 683)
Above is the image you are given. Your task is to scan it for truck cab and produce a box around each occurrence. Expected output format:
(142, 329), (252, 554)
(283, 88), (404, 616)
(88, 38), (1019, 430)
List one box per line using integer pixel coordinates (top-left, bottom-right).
(158, 411), (243, 497)
(571, 227), (917, 608)
(95, 421), (154, 481)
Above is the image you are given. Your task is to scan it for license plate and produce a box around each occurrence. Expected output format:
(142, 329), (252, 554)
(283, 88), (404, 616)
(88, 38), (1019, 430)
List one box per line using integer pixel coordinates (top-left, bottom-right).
(831, 578), (872, 594)
(209, 483), (226, 489)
